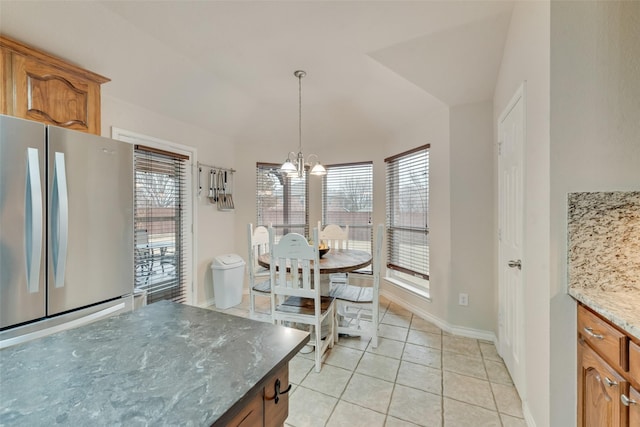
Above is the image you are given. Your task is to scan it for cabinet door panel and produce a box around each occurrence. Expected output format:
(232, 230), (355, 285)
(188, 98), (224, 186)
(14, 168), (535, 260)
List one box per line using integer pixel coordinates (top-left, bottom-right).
(628, 387), (639, 427)
(226, 392), (263, 427)
(579, 339), (626, 427)
(630, 341), (640, 388)
(264, 364), (290, 427)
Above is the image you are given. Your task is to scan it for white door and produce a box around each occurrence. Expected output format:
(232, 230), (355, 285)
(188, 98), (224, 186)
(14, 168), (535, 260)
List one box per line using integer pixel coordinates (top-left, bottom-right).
(498, 83), (525, 397)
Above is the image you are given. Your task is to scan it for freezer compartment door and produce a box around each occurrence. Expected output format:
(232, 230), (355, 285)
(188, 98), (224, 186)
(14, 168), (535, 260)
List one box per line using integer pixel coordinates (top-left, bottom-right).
(47, 126), (134, 316)
(0, 115), (46, 329)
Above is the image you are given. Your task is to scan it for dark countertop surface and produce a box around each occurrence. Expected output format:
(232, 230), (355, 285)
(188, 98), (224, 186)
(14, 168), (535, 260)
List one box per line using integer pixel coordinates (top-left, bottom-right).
(0, 301), (309, 426)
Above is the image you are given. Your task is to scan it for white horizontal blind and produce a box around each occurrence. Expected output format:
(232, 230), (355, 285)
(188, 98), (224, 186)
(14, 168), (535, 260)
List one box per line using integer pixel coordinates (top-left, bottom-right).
(385, 145), (429, 282)
(322, 162), (373, 272)
(134, 146), (188, 304)
(256, 163), (309, 240)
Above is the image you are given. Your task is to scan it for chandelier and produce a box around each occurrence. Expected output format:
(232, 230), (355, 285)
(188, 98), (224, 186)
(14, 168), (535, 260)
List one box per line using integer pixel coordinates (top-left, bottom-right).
(280, 70), (326, 178)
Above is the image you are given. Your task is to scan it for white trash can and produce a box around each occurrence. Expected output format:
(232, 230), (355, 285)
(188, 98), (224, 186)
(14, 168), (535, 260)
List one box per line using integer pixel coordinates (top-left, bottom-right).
(211, 254), (246, 309)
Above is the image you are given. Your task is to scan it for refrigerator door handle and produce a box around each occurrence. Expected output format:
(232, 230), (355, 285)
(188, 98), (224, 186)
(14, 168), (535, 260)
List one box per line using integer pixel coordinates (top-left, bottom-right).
(25, 148), (43, 293)
(51, 152), (69, 288)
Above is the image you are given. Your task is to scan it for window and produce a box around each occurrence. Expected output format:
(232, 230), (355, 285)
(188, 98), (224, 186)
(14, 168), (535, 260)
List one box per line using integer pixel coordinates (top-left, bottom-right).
(322, 162), (373, 272)
(385, 145), (429, 294)
(112, 127), (194, 306)
(256, 163), (308, 240)
(134, 146), (190, 304)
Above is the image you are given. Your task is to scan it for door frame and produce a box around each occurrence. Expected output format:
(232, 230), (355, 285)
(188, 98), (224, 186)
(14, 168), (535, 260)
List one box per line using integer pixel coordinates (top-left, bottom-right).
(111, 127), (198, 305)
(497, 82), (526, 398)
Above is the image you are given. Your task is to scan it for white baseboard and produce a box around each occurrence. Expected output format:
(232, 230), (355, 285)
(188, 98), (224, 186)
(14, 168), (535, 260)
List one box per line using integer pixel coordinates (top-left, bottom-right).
(379, 288), (497, 344)
(197, 298), (216, 309)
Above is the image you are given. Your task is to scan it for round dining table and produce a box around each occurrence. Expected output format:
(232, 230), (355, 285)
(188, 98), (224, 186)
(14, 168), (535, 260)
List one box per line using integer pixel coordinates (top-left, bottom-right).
(257, 248), (372, 274)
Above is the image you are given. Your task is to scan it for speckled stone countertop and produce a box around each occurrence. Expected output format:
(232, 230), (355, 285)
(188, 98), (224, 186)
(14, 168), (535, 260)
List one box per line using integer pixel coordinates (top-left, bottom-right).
(0, 301), (309, 426)
(568, 191), (640, 340)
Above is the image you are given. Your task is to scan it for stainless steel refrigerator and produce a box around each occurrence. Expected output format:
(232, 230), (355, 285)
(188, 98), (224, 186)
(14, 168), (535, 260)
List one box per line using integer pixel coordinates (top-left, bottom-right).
(0, 114), (134, 347)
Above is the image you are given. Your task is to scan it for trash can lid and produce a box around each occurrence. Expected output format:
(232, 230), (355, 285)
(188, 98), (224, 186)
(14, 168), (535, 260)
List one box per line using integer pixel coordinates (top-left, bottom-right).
(212, 253), (246, 269)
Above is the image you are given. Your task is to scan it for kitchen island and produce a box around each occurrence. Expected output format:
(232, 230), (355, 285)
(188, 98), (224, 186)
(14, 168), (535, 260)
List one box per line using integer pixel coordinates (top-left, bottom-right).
(568, 192), (640, 426)
(0, 301), (309, 426)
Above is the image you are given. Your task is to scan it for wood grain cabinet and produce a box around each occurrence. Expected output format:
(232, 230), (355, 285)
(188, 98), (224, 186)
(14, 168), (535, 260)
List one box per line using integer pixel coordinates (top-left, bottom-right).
(1, 35), (109, 135)
(226, 363), (291, 427)
(577, 304), (640, 427)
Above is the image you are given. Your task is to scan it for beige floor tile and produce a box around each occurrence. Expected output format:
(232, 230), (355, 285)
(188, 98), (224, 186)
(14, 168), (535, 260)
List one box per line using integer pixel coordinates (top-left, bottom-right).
(442, 335), (482, 358)
(443, 398), (501, 427)
(396, 360), (442, 395)
(341, 373), (394, 413)
(289, 355), (315, 384)
(325, 344), (365, 371)
(484, 359), (513, 385)
(356, 352), (400, 382)
(336, 335), (371, 351)
(378, 324), (409, 342)
(388, 384), (442, 426)
(443, 351), (487, 379)
(366, 337), (405, 359)
(500, 413), (527, 427)
(402, 343), (441, 369)
(382, 312), (412, 328)
(443, 371), (496, 411)
(287, 386), (338, 427)
(384, 416), (423, 427)
(479, 342), (502, 362)
(300, 364), (353, 398)
(325, 400), (386, 427)
(407, 329), (442, 349)
(491, 383), (523, 418)
(409, 316), (442, 334)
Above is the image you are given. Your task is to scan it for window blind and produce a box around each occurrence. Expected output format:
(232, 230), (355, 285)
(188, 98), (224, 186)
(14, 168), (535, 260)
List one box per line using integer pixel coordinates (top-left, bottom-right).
(256, 163), (309, 240)
(385, 145), (429, 281)
(134, 145), (188, 304)
(322, 162), (373, 271)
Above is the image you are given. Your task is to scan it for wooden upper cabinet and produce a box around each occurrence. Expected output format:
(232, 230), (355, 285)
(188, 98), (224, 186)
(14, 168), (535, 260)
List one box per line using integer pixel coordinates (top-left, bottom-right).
(0, 35), (109, 135)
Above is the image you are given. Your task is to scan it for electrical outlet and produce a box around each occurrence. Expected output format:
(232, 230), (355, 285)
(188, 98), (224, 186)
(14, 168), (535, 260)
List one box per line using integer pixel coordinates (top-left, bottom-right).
(458, 293), (469, 306)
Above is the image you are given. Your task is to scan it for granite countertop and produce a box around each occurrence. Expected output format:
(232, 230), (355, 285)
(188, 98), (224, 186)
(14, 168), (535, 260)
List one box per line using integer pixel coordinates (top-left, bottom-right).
(0, 301), (309, 426)
(568, 191), (640, 340)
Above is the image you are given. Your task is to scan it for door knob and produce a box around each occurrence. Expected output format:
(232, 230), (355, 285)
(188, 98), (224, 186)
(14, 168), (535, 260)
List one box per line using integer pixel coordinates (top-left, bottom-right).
(508, 260), (522, 270)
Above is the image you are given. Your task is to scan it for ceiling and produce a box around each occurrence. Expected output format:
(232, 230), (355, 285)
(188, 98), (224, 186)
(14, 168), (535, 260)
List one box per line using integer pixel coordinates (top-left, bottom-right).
(0, 1), (514, 147)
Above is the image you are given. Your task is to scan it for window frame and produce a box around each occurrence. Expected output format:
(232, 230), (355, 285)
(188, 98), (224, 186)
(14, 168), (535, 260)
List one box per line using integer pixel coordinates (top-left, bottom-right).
(112, 127), (196, 305)
(256, 162), (309, 240)
(321, 161), (374, 274)
(384, 144), (430, 295)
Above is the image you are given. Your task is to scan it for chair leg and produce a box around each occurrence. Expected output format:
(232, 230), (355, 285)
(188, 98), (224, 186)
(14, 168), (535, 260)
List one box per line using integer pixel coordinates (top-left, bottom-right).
(316, 319), (324, 373)
(249, 291), (255, 315)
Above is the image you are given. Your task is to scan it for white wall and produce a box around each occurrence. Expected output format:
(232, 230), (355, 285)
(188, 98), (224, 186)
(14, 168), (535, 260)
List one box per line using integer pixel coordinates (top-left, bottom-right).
(449, 101), (495, 331)
(493, 1), (550, 425)
(101, 94), (237, 306)
(550, 1), (640, 426)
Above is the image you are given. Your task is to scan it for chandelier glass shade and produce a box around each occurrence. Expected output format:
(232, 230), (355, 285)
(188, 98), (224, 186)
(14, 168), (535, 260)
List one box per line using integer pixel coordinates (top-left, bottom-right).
(281, 70), (326, 178)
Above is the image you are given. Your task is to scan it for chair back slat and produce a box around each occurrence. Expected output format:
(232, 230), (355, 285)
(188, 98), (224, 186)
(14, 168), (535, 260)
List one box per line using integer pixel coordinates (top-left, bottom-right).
(318, 221), (349, 250)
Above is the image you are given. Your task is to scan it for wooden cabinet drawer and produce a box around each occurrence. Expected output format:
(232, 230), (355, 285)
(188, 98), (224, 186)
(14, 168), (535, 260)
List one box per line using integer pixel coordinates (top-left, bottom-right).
(630, 341), (640, 387)
(226, 392), (264, 427)
(578, 305), (627, 371)
(263, 363), (290, 427)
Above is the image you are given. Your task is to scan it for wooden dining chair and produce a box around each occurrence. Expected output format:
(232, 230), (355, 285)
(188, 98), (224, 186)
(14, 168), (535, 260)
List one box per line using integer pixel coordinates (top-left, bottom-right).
(247, 223), (271, 315)
(269, 228), (336, 372)
(330, 223), (384, 348)
(317, 221), (350, 288)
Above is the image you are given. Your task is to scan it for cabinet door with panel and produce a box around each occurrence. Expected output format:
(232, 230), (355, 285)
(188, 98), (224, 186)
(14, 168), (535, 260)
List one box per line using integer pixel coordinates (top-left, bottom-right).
(578, 338), (628, 427)
(625, 387), (639, 427)
(263, 363), (291, 427)
(0, 35), (109, 135)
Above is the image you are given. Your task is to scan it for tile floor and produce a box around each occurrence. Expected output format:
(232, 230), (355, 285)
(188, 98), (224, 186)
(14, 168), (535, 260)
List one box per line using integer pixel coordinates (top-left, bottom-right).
(208, 294), (527, 427)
